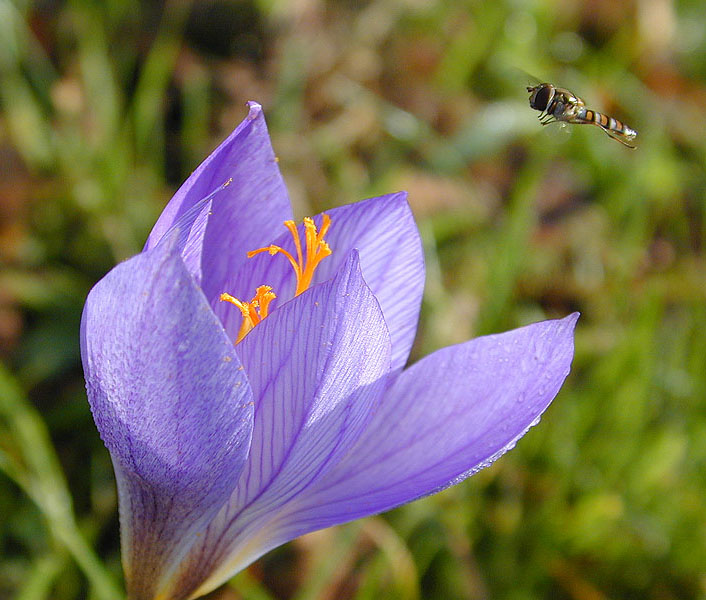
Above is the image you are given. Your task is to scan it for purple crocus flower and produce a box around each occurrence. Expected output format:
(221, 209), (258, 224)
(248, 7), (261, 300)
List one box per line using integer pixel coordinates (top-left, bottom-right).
(81, 102), (577, 600)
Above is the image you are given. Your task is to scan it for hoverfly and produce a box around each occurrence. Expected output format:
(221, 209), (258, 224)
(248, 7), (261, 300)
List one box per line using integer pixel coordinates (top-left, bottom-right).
(527, 82), (637, 148)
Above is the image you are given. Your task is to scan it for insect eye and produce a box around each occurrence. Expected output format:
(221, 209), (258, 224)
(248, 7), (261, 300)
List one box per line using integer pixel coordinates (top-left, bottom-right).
(530, 85), (552, 110)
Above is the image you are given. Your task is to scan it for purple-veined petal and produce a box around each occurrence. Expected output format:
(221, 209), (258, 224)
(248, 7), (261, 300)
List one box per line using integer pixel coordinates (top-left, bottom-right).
(161, 251), (392, 600)
(261, 313), (578, 542)
(179, 198), (212, 285)
(80, 237), (254, 600)
(214, 193), (424, 370)
(145, 102), (293, 298)
(156, 182), (226, 284)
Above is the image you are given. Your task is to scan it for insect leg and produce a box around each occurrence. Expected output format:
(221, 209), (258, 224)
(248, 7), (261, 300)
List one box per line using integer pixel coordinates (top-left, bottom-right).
(567, 112), (637, 148)
(601, 127), (636, 148)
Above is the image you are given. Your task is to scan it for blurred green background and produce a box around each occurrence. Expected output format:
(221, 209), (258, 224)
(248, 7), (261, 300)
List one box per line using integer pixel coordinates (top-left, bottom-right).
(1, 0), (705, 598)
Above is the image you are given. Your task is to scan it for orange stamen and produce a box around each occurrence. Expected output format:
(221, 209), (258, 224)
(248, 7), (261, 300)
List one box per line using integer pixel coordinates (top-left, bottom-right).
(247, 214), (332, 297)
(219, 285), (276, 344)
(220, 215), (332, 344)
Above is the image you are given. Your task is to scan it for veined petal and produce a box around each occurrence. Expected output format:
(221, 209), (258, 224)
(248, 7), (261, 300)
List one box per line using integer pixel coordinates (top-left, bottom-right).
(264, 314), (578, 541)
(215, 193), (424, 370)
(163, 251), (391, 600)
(80, 238), (254, 600)
(156, 186), (220, 284)
(235, 250), (390, 509)
(145, 102), (293, 298)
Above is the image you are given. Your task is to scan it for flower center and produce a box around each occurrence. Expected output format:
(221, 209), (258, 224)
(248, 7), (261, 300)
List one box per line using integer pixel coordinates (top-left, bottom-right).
(220, 214), (332, 343)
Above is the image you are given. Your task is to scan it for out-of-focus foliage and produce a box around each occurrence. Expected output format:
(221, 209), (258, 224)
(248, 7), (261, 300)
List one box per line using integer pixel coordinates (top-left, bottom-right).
(1, 0), (704, 598)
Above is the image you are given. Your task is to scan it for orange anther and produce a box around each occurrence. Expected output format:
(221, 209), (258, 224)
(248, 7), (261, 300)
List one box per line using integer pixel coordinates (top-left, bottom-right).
(248, 215), (332, 297)
(220, 215), (332, 344)
(220, 285), (276, 344)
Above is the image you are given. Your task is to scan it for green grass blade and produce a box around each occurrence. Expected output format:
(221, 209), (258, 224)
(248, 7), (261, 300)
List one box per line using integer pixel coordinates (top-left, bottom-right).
(0, 363), (122, 600)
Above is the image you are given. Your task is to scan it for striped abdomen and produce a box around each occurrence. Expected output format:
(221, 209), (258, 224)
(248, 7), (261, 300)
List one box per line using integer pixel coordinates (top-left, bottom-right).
(575, 107), (637, 147)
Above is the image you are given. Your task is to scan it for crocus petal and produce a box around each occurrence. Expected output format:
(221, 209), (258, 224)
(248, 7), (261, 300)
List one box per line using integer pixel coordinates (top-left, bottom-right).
(263, 314), (578, 542)
(145, 102), (293, 300)
(179, 198), (212, 285)
(163, 251), (391, 600)
(80, 237), (254, 600)
(214, 193), (424, 370)
(157, 186), (220, 284)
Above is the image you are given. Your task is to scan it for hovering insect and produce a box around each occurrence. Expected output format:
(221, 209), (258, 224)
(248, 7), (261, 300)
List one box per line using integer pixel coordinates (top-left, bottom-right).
(527, 82), (637, 148)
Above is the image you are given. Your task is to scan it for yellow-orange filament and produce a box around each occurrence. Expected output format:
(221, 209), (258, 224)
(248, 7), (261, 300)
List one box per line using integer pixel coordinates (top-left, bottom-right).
(219, 285), (276, 344)
(247, 214), (332, 297)
(220, 215), (332, 344)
